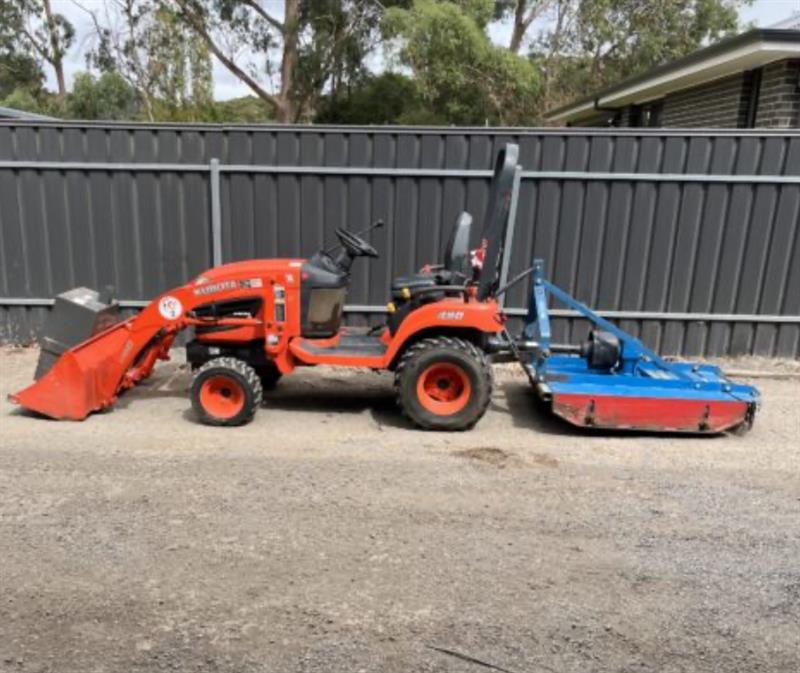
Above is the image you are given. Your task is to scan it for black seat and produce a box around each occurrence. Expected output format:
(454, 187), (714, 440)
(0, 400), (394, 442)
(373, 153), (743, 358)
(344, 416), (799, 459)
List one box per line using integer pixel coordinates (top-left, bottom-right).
(391, 212), (472, 299)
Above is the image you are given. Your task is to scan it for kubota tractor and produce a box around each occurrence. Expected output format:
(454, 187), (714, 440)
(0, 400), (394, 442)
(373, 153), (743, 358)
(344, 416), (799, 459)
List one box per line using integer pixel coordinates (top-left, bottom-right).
(10, 144), (521, 430)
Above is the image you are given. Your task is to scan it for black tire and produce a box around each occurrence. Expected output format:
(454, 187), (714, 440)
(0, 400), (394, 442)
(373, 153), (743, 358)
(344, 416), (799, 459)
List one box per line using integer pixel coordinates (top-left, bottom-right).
(255, 361), (282, 390)
(190, 357), (263, 426)
(394, 336), (492, 431)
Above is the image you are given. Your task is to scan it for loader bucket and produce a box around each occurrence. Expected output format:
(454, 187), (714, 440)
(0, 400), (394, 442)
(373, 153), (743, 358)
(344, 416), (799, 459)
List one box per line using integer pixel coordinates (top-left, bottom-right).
(34, 287), (121, 379)
(9, 287), (135, 420)
(10, 317), (135, 420)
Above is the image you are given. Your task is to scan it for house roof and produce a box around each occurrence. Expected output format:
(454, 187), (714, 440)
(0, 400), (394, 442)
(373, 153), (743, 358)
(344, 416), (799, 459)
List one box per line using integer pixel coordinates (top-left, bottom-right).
(0, 106), (58, 121)
(545, 27), (800, 124)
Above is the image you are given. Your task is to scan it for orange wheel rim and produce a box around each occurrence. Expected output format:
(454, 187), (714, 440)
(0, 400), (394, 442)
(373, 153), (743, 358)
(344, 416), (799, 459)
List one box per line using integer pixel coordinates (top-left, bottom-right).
(416, 363), (471, 415)
(199, 375), (245, 419)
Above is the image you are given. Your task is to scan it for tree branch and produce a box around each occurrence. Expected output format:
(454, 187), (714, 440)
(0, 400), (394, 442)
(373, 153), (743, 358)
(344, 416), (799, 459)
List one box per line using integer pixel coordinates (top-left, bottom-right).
(18, 26), (49, 61)
(174, 0), (281, 112)
(241, 0), (284, 33)
(509, 0), (552, 53)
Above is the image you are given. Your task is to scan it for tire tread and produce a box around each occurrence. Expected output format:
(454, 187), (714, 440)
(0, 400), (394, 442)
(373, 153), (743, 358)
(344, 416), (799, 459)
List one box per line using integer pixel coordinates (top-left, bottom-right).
(394, 336), (492, 431)
(191, 357), (262, 426)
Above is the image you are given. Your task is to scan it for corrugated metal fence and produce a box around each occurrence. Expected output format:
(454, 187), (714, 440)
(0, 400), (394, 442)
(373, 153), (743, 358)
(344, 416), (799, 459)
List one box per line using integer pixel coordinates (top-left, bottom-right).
(1, 122), (798, 357)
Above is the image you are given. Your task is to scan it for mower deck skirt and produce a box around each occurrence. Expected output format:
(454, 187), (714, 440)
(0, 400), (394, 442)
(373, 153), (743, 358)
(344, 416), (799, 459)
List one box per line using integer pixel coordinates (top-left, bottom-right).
(531, 358), (757, 433)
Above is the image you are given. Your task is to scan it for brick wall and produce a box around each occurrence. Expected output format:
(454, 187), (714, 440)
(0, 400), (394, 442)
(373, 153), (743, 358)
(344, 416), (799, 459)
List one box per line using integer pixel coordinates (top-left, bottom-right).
(755, 59), (800, 128)
(658, 71), (752, 127)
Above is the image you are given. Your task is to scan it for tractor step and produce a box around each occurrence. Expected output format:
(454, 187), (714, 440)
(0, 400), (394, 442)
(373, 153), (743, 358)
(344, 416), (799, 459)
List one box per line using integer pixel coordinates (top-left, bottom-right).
(290, 332), (388, 366)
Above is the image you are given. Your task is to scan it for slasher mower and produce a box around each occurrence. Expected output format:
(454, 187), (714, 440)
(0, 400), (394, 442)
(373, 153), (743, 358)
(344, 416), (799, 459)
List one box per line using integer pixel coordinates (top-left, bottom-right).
(9, 144), (759, 434)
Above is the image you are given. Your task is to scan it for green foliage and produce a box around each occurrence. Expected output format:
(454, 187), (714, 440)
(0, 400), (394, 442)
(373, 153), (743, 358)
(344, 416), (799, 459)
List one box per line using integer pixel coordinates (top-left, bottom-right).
(315, 72), (429, 124)
(0, 0), (75, 97)
(66, 72), (138, 120)
(171, 0), (399, 121)
(0, 53), (44, 99)
(0, 0), (750, 125)
(575, 0), (740, 83)
(384, 0), (539, 125)
(88, 1), (215, 121)
(0, 87), (46, 114)
(532, 0), (745, 112)
(212, 96), (275, 123)
(293, 0), (386, 116)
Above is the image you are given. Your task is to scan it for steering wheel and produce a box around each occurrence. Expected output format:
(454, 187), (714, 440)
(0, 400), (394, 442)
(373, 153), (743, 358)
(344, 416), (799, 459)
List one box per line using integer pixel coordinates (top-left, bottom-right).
(335, 228), (379, 258)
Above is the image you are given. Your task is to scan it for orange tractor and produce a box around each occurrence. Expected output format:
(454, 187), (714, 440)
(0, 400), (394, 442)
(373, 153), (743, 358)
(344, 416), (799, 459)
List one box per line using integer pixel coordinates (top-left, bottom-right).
(10, 145), (520, 430)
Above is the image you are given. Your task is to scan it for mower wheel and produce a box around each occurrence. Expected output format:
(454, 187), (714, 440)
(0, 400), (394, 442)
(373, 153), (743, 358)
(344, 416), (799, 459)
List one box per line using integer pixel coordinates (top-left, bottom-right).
(395, 336), (492, 431)
(255, 361), (282, 390)
(191, 357), (263, 426)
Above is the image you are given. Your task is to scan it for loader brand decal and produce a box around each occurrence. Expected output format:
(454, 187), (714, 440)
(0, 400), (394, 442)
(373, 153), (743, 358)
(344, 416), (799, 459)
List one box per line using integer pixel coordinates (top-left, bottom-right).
(158, 295), (183, 320)
(193, 280), (237, 296)
(437, 310), (464, 321)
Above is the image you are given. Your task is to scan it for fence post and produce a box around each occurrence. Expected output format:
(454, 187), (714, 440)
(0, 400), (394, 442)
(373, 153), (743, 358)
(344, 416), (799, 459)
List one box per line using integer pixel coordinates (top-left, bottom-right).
(499, 164), (522, 308)
(209, 158), (222, 266)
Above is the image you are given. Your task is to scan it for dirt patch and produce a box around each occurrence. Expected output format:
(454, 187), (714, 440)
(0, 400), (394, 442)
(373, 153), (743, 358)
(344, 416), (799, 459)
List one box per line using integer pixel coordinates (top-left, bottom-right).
(1, 348), (799, 673)
(531, 452), (559, 468)
(454, 446), (516, 467)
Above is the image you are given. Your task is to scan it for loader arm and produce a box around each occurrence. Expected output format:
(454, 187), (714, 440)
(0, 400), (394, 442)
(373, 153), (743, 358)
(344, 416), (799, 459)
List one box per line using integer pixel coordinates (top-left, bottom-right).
(10, 284), (261, 421)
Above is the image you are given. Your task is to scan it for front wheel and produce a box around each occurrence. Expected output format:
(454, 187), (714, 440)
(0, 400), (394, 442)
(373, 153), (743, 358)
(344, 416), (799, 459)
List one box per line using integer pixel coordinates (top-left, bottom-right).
(191, 357), (263, 426)
(394, 337), (492, 431)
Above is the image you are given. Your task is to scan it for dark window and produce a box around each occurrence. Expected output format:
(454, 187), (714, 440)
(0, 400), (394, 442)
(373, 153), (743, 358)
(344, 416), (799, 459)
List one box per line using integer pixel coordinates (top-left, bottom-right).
(629, 104), (643, 127)
(629, 101), (663, 127)
(741, 67), (763, 128)
(647, 101), (663, 127)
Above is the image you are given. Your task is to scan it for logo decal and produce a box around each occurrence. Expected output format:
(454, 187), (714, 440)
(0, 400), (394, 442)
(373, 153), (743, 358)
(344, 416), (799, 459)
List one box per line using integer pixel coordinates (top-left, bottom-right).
(193, 280), (237, 296)
(158, 295), (183, 320)
(437, 310), (464, 321)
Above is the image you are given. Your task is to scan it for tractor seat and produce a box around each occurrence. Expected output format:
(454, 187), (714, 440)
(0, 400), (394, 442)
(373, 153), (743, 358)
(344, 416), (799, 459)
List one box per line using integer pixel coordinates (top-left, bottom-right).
(391, 273), (436, 295)
(391, 270), (466, 299)
(390, 212), (472, 301)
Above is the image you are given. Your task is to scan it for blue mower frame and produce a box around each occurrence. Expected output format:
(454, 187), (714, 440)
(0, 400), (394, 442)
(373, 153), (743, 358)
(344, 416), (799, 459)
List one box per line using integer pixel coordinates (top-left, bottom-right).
(509, 260), (760, 433)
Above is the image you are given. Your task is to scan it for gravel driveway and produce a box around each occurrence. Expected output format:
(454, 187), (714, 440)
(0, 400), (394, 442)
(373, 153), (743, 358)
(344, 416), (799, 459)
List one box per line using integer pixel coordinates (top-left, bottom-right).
(1, 348), (798, 673)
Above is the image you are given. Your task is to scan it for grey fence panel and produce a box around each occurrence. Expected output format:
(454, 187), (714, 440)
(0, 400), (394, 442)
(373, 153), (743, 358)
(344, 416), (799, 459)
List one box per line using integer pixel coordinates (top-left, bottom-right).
(0, 122), (798, 357)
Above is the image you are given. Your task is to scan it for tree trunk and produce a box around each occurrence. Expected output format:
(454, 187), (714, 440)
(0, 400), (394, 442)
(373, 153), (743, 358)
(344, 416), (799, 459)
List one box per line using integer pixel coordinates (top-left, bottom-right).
(42, 0), (66, 99)
(509, 0), (528, 54)
(277, 0), (300, 123)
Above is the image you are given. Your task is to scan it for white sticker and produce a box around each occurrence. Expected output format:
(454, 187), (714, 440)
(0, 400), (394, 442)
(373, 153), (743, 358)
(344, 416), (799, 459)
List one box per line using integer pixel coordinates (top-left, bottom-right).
(158, 295), (183, 320)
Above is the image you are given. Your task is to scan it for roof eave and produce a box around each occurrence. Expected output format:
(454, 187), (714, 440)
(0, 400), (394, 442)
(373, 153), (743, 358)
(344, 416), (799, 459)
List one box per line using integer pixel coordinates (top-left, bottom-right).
(545, 28), (800, 123)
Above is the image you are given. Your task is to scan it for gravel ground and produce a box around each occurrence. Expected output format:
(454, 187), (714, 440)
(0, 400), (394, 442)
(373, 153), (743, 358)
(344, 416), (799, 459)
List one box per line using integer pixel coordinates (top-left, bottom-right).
(1, 347), (798, 673)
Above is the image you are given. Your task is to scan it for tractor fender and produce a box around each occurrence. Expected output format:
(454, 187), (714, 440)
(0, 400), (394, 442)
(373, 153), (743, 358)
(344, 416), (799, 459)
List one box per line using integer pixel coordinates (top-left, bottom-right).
(383, 297), (503, 368)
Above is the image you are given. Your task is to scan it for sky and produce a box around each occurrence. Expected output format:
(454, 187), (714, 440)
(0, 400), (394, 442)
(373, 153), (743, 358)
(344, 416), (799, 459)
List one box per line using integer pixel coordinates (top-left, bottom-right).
(45, 0), (800, 101)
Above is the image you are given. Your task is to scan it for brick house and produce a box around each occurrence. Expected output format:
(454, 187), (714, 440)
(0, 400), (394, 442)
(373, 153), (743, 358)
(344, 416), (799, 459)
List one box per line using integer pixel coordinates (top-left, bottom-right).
(545, 21), (800, 128)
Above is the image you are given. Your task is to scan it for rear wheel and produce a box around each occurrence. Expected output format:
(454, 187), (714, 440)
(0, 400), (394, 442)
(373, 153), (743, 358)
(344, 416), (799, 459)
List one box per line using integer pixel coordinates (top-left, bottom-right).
(191, 357), (262, 426)
(395, 337), (492, 431)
